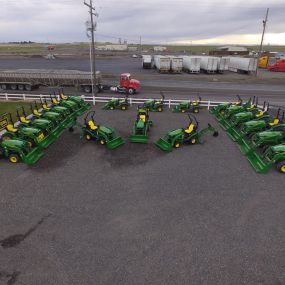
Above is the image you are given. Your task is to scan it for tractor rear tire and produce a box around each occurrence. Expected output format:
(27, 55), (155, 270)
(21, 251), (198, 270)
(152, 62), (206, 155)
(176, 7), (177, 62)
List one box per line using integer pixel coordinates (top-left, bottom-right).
(121, 106), (127, 110)
(2, 134), (13, 141)
(100, 139), (106, 145)
(277, 161), (285, 173)
(158, 107), (162, 112)
(9, 153), (20, 163)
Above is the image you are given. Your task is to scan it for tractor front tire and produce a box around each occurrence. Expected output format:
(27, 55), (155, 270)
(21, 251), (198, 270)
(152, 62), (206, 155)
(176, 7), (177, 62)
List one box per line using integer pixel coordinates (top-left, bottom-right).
(9, 154), (20, 163)
(174, 142), (180, 148)
(277, 161), (285, 174)
(121, 106), (127, 110)
(85, 134), (92, 141)
(100, 139), (106, 145)
(158, 107), (162, 112)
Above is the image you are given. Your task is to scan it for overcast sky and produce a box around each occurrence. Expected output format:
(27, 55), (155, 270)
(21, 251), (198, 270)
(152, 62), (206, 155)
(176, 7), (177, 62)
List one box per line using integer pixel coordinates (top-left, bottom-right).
(0, 0), (284, 45)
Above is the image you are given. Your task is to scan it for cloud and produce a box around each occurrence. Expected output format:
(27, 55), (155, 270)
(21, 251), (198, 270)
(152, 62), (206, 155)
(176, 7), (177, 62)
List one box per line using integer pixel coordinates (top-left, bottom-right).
(0, 0), (284, 44)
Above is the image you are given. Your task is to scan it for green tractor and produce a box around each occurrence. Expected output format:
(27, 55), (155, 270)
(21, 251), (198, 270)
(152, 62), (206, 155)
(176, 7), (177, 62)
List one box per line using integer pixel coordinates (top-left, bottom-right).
(172, 97), (201, 113)
(1, 113), (51, 149)
(17, 106), (54, 134)
(246, 144), (285, 174)
(0, 139), (44, 164)
(102, 96), (129, 111)
(155, 114), (218, 152)
(129, 107), (153, 143)
(240, 108), (284, 138)
(143, 92), (165, 112)
(2, 113), (45, 146)
(59, 89), (88, 108)
(210, 95), (243, 117)
(33, 100), (65, 126)
(50, 94), (78, 113)
(71, 111), (124, 150)
(230, 102), (270, 127)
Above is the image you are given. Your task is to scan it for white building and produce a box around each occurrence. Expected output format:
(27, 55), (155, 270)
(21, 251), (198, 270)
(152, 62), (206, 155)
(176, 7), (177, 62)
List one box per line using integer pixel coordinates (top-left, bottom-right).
(154, 46), (167, 52)
(217, 46), (248, 52)
(101, 44), (128, 51)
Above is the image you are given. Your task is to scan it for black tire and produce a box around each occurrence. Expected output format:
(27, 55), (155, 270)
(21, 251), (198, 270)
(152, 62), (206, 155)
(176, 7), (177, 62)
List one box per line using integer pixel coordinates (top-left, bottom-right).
(84, 85), (92, 93)
(9, 153), (20, 163)
(11, 84), (17, 90)
(25, 84), (32, 91)
(25, 138), (36, 147)
(69, 127), (74, 132)
(128, 88), (135, 95)
(18, 84), (24, 91)
(276, 161), (285, 173)
(2, 133), (14, 141)
(0, 84), (7, 90)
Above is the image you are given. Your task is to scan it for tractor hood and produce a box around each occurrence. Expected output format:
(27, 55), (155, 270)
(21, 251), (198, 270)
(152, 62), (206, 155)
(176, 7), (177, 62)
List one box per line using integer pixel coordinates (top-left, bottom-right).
(256, 131), (283, 139)
(168, 129), (183, 137)
(233, 112), (252, 119)
(2, 139), (27, 149)
(33, 119), (52, 126)
(270, 144), (285, 154)
(244, 120), (264, 127)
(20, 127), (41, 135)
(44, 112), (61, 117)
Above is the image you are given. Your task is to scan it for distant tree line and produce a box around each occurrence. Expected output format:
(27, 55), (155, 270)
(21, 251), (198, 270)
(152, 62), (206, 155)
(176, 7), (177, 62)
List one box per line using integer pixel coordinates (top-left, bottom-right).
(8, 41), (35, 44)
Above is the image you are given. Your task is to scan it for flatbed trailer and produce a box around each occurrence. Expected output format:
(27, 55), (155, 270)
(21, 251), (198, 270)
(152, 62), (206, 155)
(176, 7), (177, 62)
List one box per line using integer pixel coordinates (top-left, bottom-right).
(0, 70), (103, 93)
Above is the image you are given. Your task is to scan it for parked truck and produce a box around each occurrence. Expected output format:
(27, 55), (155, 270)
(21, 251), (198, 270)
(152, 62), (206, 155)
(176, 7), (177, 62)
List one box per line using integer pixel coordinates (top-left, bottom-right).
(200, 56), (218, 73)
(182, 56), (201, 73)
(228, 57), (258, 74)
(142, 55), (153, 69)
(154, 56), (171, 73)
(268, 58), (285, 72)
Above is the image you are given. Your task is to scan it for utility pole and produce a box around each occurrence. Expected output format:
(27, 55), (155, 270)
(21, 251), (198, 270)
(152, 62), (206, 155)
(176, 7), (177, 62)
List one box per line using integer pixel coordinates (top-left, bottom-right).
(256, 8), (269, 76)
(84, 0), (97, 94)
(139, 36), (142, 57)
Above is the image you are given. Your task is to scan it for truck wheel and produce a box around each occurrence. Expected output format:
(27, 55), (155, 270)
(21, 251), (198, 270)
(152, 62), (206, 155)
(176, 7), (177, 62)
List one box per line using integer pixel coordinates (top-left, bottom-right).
(84, 86), (92, 93)
(18, 84), (24, 91)
(0, 84), (7, 90)
(25, 84), (32, 91)
(128, 88), (135, 95)
(9, 154), (20, 163)
(11, 84), (17, 90)
(277, 161), (285, 173)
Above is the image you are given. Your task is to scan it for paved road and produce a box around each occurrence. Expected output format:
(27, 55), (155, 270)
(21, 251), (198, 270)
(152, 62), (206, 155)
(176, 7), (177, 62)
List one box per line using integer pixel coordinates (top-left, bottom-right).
(0, 107), (285, 285)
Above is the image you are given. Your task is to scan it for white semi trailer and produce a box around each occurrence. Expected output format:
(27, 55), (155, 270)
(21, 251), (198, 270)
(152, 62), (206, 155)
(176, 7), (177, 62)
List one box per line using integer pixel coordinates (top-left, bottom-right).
(142, 55), (152, 69)
(168, 56), (183, 73)
(182, 56), (201, 73)
(200, 56), (219, 73)
(228, 57), (258, 74)
(217, 57), (230, 73)
(154, 56), (171, 73)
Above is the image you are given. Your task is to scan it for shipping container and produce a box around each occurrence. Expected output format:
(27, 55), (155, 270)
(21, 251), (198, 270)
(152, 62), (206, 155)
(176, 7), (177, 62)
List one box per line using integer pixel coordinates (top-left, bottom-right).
(200, 56), (218, 73)
(182, 56), (201, 73)
(142, 55), (153, 69)
(217, 57), (230, 73)
(154, 56), (171, 73)
(228, 57), (258, 73)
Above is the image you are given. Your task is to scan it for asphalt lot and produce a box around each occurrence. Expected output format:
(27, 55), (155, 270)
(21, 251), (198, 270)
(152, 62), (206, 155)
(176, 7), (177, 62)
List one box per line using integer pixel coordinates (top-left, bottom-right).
(0, 106), (285, 285)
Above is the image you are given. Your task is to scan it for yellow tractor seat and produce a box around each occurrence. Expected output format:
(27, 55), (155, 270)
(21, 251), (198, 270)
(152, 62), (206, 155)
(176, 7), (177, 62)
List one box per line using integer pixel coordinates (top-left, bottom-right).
(184, 124), (195, 134)
(52, 99), (59, 105)
(60, 94), (68, 100)
(255, 112), (264, 118)
(33, 109), (42, 116)
(20, 117), (30, 124)
(139, 115), (146, 122)
(6, 124), (17, 133)
(43, 104), (50, 110)
(269, 119), (280, 126)
(88, 121), (98, 130)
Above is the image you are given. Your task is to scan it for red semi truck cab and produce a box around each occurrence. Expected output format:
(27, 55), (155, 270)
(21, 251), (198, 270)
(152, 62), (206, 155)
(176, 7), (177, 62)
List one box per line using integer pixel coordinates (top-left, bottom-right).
(268, 59), (285, 72)
(119, 73), (140, 95)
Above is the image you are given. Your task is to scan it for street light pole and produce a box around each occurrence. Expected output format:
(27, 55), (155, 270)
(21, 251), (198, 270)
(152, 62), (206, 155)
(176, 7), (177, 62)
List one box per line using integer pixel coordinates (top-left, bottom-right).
(84, 0), (97, 94)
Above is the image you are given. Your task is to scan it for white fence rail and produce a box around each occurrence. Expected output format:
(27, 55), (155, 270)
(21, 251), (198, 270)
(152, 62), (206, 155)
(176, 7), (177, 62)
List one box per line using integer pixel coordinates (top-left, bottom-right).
(0, 93), (229, 109)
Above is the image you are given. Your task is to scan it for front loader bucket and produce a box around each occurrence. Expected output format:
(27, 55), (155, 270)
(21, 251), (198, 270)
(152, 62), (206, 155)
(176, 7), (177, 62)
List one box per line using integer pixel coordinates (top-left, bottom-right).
(246, 151), (272, 174)
(106, 136), (125, 150)
(129, 134), (148, 144)
(155, 138), (173, 152)
(219, 119), (232, 130)
(75, 104), (91, 117)
(227, 127), (242, 141)
(22, 147), (44, 165)
(237, 137), (253, 155)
